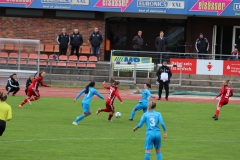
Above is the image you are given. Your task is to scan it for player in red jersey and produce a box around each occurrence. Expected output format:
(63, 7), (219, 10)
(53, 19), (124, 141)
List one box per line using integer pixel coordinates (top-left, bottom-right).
(212, 80), (233, 120)
(18, 71), (51, 108)
(96, 77), (123, 121)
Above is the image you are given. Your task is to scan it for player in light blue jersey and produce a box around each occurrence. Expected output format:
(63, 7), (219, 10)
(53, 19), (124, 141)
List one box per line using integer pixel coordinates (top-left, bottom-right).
(72, 81), (104, 125)
(129, 83), (155, 121)
(133, 101), (167, 160)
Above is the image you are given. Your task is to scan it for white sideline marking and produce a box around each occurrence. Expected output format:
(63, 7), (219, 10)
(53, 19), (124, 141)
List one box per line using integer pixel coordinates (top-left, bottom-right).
(0, 138), (238, 143)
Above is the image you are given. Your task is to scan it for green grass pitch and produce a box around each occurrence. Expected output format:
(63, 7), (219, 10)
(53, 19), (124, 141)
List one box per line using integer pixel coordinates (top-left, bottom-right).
(1, 96), (240, 160)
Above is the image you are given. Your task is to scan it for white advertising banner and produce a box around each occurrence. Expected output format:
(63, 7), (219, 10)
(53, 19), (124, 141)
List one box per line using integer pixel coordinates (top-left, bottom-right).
(196, 60), (223, 75)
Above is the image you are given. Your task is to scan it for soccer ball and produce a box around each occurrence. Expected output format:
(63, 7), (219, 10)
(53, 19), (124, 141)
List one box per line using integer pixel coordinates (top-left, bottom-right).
(115, 112), (121, 118)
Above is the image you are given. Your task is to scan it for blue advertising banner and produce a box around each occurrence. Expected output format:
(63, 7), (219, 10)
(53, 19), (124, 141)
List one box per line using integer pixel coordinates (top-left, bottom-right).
(0, 0), (239, 17)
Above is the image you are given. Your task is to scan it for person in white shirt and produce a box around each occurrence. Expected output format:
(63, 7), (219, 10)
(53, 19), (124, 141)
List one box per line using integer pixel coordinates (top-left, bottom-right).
(156, 61), (172, 101)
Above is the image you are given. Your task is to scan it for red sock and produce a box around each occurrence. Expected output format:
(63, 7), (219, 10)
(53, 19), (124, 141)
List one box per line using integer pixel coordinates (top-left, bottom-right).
(30, 97), (39, 101)
(101, 108), (110, 112)
(108, 113), (113, 120)
(20, 98), (29, 106)
(215, 109), (220, 117)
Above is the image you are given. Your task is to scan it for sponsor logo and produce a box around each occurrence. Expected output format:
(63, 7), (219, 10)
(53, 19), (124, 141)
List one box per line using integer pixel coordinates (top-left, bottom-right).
(0, 0), (34, 7)
(41, 0), (89, 5)
(137, 0), (185, 9)
(95, 0), (133, 12)
(190, 0), (232, 16)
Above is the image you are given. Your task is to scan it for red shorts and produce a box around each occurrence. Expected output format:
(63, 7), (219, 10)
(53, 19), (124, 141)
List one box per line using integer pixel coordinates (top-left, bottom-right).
(218, 99), (228, 107)
(27, 87), (40, 98)
(106, 101), (114, 111)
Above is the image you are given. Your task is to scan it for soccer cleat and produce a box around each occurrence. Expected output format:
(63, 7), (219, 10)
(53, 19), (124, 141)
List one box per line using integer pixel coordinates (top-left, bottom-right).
(129, 119), (133, 121)
(96, 108), (101, 115)
(18, 105), (23, 108)
(214, 116), (218, 120)
(157, 97), (161, 100)
(27, 99), (32, 106)
(72, 122), (78, 125)
(165, 97), (168, 101)
(12, 94), (15, 96)
(107, 119), (113, 122)
(212, 115), (217, 118)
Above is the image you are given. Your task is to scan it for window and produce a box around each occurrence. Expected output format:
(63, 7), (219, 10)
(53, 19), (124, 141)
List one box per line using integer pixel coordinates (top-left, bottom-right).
(6, 9), (43, 16)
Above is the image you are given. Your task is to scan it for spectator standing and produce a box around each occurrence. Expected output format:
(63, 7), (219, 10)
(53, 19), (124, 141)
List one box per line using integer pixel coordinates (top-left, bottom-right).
(156, 61), (172, 101)
(133, 31), (143, 52)
(5, 73), (20, 96)
(0, 91), (12, 136)
(70, 29), (83, 58)
(195, 33), (209, 59)
(229, 48), (239, 60)
(155, 31), (168, 62)
(57, 28), (70, 56)
(89, 28), (103, 58)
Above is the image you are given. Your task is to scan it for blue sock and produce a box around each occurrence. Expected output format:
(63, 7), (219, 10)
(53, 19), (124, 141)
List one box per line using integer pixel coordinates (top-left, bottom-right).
(130, 110), (136, 119)
(75, 115), (85, 123)
(156, 152), (162, 160)
(144, 153), (150, 160)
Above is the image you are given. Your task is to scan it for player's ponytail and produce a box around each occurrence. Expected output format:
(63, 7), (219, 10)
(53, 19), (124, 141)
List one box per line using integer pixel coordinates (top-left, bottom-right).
(148, 101), (156, 111)
(85, 81), (95, 94)
(0, 91), (7, 101)
(146, 83), (151, 89)
(226, 80), (230, 84)
(109, 76), (120, 86)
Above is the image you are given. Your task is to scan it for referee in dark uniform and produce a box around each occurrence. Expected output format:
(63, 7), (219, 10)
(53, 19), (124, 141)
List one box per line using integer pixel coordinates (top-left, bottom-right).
(156, 61), (172, 101)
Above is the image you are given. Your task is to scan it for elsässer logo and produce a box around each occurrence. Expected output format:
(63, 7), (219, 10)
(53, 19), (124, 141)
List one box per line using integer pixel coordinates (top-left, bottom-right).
(94, 0), (133, 12)
(190, 0), (232, 15)
(0, 0), (34, 7)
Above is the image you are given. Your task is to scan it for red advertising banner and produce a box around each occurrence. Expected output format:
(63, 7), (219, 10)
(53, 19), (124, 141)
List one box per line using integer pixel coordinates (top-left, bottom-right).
(223, 60), (240, 76)
(170, 58), (197, 74)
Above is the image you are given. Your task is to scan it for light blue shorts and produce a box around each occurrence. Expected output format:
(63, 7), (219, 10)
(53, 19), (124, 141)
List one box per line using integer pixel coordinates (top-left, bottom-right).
(82, 103), (90, 114)
(134, 102), (148, 113)
(145, 132), (161, 150)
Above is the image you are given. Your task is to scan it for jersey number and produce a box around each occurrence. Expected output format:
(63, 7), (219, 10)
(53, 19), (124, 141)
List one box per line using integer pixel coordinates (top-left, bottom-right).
(225, 89), (230, 98)
(108, 88), (114, 99)
(150, 118), (155, 127)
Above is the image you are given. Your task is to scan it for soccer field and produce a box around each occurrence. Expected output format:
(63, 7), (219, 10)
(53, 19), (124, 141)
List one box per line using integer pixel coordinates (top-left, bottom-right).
(1, 96), (240, 160)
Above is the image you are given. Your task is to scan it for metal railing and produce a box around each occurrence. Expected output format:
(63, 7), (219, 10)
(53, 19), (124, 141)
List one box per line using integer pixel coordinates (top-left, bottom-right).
(110, 50), (236, 64)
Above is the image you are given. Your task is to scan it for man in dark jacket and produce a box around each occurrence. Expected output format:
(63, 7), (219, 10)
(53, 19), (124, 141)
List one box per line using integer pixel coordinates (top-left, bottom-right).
(133, 31), (143, 51)
(195, 33), (209, 59)
(89, 28), (103, 58)
(57, 28), (70, 56)
(70, 29), (83, 58)
(155, 31), (168, 63)
(156, 61), (172, 101)
(5, 73), (20, 96)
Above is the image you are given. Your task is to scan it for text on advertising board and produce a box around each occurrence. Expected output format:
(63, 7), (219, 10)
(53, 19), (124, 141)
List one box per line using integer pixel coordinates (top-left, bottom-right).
(95, 0), (133, 12)
(170, 58), (197, 74)
(190, 0), (233, 15)
(0, 0), (33, 7)
(223, 60), (240, 76)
